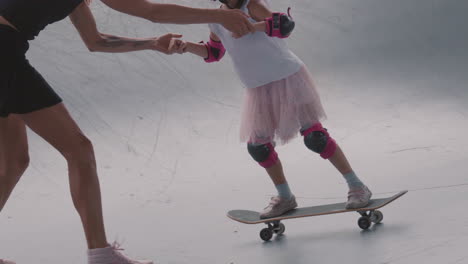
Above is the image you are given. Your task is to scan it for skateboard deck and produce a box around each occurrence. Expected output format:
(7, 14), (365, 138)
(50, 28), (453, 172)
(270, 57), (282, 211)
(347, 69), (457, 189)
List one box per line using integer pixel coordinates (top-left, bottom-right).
(227, 190), (407, 241)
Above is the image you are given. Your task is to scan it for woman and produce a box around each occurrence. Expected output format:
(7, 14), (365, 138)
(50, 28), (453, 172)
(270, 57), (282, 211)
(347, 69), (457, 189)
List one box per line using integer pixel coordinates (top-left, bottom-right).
(0, 0), (255, 263)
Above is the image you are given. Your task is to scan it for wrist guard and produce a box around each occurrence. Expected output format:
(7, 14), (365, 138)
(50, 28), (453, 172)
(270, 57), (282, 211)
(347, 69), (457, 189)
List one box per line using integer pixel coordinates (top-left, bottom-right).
(203, 38), (226, 63)
(265, 8), (295, 38)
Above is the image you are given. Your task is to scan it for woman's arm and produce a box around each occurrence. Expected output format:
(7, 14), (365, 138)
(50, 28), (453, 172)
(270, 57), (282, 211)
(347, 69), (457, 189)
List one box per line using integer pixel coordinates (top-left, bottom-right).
(231, 0), (274, 37)
(100, 0), (255, 38)
(69, 2), (180, 54)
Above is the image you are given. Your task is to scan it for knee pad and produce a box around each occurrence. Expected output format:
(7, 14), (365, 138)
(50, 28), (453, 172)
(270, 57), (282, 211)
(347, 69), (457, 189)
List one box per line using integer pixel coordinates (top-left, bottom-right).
(301, 123), (337, 159)
(247, 142), (279, 168)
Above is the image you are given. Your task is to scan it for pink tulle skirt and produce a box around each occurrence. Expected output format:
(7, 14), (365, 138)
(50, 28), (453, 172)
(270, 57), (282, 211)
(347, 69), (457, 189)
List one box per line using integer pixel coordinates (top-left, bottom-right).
(240, 66), (327, 145)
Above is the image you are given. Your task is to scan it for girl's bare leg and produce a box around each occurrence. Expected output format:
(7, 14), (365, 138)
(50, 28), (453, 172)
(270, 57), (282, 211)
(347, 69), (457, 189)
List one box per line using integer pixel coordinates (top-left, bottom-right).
(328, 145), (353, 175)
(19, 103), (107, 249)
(328, 144), (372, 209)
(265, 160), (287, 185)
(248, 142), (296, 219)
(260, 158), (297, 219)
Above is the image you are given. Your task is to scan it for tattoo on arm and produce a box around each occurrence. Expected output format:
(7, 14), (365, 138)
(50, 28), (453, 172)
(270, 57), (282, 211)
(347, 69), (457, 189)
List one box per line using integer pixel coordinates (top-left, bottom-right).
(98, 35), (151, 48)
(70, 2), (153, 53)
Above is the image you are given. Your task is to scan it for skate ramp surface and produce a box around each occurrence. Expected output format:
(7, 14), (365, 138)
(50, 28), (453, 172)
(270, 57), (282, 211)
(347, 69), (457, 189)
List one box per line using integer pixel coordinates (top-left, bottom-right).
(1, 0), (468, 263)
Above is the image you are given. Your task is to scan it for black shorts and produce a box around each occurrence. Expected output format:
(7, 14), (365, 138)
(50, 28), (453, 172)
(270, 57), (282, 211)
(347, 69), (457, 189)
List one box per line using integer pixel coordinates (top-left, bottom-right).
(0, 24), (62, 118)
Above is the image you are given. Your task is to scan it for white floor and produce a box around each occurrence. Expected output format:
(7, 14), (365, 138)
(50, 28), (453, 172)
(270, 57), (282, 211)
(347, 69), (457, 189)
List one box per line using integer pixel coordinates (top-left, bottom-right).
(1, 0), (468, 263)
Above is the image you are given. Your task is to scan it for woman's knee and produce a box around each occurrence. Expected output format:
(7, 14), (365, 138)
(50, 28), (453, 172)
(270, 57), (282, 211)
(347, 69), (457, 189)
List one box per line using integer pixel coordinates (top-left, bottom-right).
(0, 153), (30, 184)
(17, 153), (30, 173)
(0, 157), (28, 189)
(61, 133), (95, 164)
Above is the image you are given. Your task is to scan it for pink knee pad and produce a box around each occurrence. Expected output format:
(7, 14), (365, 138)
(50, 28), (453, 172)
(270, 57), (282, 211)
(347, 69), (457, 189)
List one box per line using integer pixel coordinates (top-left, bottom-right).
(259, 143), (279, 168)
(301, 123), (337, 159)
(247, 142), (279, 168)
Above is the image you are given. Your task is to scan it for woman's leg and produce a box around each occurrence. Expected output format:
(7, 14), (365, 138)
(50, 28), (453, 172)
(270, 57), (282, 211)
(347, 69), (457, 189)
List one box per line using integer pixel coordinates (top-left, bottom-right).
(0, 115), (30, 212)
(19, 103), (107, 249)
(0, 116), (28, 264)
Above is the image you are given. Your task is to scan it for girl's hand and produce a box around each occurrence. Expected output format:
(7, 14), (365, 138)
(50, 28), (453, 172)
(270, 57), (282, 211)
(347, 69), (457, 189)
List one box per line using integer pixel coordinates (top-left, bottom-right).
(152, 33), (183, 54)
(168, 39), (187, 54)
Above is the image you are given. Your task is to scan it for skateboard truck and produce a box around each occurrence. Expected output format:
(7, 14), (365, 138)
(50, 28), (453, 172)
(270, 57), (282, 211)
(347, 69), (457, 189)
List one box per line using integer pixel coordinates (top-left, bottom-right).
(260, 220), (286, 241)
(357, 209), (384, 230)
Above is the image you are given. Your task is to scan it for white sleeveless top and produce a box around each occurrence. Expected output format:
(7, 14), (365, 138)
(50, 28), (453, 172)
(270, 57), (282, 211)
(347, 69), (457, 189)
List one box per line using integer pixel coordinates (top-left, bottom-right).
(208, 0), (303, 89)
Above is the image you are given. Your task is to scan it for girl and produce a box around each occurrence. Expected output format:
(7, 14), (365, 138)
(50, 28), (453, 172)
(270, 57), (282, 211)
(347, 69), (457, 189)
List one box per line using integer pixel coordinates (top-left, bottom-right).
(179, 0), (373, 219)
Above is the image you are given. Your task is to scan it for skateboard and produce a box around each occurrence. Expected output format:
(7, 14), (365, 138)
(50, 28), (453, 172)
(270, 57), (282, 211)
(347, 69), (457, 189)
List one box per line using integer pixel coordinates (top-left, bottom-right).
(227, 190), (408, 241)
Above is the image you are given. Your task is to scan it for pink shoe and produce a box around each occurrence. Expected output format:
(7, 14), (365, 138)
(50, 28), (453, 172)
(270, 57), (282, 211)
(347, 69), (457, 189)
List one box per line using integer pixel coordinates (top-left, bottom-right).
(0, 260), (15, 264)
(88, 242), (153, 264)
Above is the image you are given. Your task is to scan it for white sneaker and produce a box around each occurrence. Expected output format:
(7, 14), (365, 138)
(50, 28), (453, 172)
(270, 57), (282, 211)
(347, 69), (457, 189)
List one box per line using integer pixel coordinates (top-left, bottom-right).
(260, 195), (298, 219)
(88, 242), (153, 264)
(346, 185), (372, 209)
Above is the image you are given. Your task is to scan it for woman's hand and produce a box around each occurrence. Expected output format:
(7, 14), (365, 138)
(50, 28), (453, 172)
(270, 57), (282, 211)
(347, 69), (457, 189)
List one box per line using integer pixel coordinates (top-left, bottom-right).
(220, 9), (255, 38)
(152, 33), (186, 54)
(169, 39), (188, 54)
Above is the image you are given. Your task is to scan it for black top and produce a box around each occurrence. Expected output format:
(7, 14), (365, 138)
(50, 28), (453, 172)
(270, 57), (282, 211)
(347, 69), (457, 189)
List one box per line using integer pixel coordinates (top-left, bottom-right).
(0, 0), (83, 40)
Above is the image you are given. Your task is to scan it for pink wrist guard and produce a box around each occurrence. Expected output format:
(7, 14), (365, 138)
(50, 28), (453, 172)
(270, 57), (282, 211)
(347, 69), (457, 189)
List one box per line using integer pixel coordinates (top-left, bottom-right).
(265, 8), (295, 39)
(203, 38), (226, 63)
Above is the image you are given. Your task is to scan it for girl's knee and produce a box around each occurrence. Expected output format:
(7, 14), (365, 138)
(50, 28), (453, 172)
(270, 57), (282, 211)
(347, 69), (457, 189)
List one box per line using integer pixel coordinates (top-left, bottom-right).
(301, 123), (337, 159)
(247, 142), (279, 168)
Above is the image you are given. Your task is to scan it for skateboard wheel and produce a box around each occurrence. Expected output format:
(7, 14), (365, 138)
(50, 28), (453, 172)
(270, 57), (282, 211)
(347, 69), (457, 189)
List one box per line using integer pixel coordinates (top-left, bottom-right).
(260, 228), (273, 241)
(274, 223), (286, 235)
(370, 210), (384, 224)
(358, 216), (371, 230)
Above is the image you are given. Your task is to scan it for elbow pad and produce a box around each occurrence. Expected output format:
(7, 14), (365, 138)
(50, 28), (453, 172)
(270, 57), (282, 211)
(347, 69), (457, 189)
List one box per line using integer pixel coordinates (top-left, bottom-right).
(203, 38), (226, 63)
(265, 8), (295, 39)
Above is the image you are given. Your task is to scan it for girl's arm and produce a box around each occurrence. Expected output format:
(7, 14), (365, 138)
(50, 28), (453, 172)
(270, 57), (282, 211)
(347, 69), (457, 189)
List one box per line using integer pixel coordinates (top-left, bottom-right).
(184, 33), (222, 60)
(247, 0), (273, 22)
(69, 2), (181, 54)
(100, 0), (255, 38)
(248, 0), (295, 38)
(185, 42), (209, 59)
